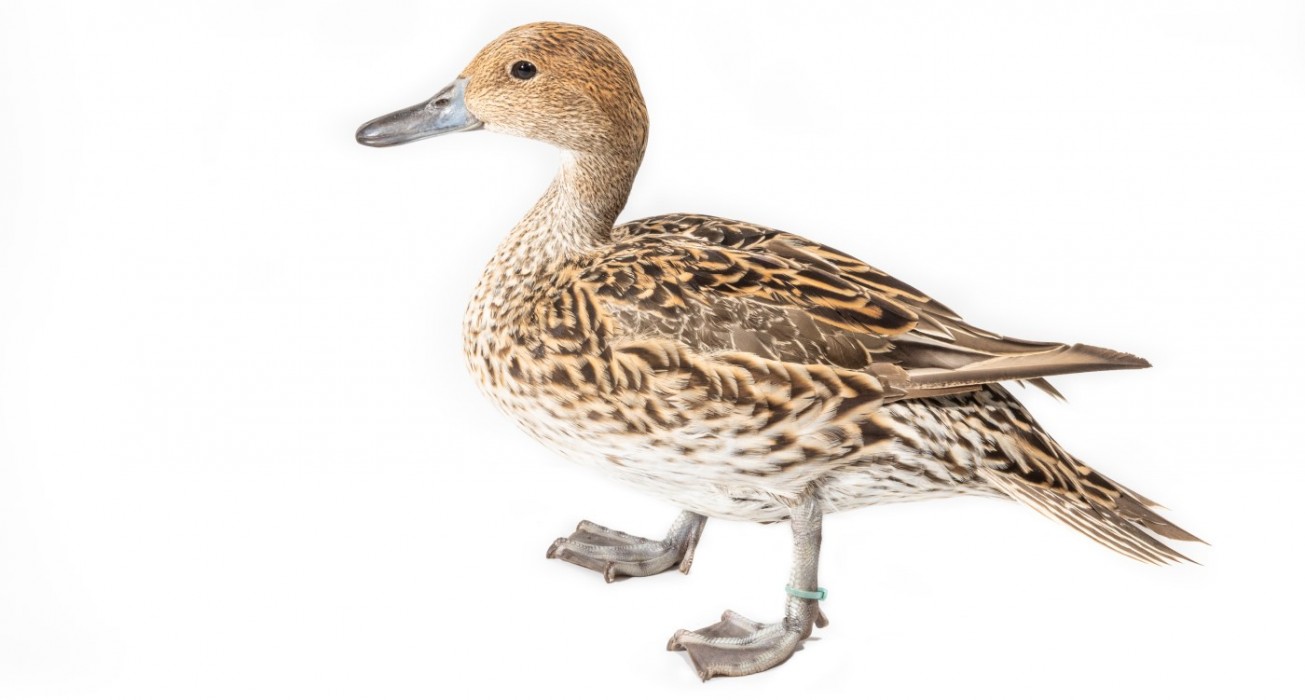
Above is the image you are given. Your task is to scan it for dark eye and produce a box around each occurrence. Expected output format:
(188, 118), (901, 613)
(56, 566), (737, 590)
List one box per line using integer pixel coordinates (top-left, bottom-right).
(510, 60), (537, 80)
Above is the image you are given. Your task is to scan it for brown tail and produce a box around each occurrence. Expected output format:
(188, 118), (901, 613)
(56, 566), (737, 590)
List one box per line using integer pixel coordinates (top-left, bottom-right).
(971, 386), (1201, 565)
(983, 467), (1202, 565)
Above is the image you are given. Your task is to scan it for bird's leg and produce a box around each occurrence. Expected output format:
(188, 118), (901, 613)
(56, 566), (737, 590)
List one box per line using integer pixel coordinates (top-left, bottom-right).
(546, 511), (708, 583)
(667, 495), (828, 680)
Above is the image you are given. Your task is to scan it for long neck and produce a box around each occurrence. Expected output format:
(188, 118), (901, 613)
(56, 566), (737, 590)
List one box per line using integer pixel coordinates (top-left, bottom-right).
(514, 149), (639, 258)
(484, 149), (641, 286)
(466, 148), (641, 337)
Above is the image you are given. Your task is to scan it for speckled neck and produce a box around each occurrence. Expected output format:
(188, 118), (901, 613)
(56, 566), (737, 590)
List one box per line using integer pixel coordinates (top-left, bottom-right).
(492, 148), (638, 275)
(527, 150), (639, 255)
(464, 147), (641, 352)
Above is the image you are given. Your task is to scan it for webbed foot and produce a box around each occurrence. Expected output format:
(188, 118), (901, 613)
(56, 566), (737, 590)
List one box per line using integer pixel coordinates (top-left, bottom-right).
(667, 606), (828, 680)
(546, 511), (707, 582)
(665, 495), (827, 680)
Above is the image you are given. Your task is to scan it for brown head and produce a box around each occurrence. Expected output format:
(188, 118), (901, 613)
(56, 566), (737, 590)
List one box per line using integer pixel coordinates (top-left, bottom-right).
(356, 23), (648, 159)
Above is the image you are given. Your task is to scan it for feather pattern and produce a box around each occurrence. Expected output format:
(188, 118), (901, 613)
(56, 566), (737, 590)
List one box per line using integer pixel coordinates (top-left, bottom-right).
(400, 22), (1201, 564)
(357, 23), (1201, 681)
(463, 211), (1193, 559)
(603, 214), (1149, 400)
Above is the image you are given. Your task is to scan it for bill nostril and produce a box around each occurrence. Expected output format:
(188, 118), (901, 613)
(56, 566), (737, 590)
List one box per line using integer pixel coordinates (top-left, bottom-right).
(356, 78), (479, 147)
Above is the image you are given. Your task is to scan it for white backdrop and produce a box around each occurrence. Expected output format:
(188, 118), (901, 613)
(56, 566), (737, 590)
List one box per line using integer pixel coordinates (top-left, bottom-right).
(2, 1), (1302, 697)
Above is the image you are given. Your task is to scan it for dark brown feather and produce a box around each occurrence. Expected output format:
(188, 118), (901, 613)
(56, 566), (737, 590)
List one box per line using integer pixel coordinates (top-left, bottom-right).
(605, 214), (1148, 399)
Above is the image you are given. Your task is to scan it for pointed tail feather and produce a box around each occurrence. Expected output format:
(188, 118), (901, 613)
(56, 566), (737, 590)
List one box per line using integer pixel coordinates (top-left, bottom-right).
(982, 469), (1200, 565)
(1109, 488), (1205, 544)
(958, 384), (1200, 564)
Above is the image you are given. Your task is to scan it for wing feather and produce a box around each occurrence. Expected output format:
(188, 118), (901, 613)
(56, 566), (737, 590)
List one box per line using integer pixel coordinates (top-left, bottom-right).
(602, 214), (1147, 399)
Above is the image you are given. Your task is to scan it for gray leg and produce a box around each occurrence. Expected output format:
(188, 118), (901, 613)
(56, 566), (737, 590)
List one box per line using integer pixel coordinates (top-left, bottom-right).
(667, 496), (828, 680)
(546, 511), (708, 583)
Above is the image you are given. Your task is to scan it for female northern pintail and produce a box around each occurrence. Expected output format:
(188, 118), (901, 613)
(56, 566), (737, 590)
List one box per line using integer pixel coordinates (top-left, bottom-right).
(356, 22), (1198, 680)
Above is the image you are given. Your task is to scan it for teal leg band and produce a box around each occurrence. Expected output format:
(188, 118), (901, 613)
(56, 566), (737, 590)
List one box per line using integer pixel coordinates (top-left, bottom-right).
(785, 585), (828, 601)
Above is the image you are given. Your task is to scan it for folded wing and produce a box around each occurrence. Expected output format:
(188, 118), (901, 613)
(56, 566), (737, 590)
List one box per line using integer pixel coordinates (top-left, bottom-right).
(599, 214), (1147, 401)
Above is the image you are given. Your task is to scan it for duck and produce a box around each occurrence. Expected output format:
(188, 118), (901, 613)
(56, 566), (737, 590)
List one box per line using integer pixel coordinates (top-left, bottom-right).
(355, 22), (1199, 680)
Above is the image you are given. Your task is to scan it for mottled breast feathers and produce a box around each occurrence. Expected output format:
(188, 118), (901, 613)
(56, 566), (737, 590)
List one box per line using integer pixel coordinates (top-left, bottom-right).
(536, 214), (1148, 402)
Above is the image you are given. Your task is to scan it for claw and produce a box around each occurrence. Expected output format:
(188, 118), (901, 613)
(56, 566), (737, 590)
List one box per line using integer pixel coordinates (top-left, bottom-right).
(545, 537), (566, 559)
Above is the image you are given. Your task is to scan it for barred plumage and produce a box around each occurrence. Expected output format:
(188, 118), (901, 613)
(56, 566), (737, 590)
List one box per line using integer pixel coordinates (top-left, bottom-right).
(357, 21), (1199, 679)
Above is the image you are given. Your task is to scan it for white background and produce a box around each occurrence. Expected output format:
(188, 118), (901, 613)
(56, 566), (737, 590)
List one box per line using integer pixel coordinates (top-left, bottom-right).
(2, 1), (1303, 698)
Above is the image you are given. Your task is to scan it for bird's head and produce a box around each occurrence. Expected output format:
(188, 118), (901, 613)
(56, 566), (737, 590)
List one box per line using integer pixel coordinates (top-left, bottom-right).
(356, 22), (648, 159)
